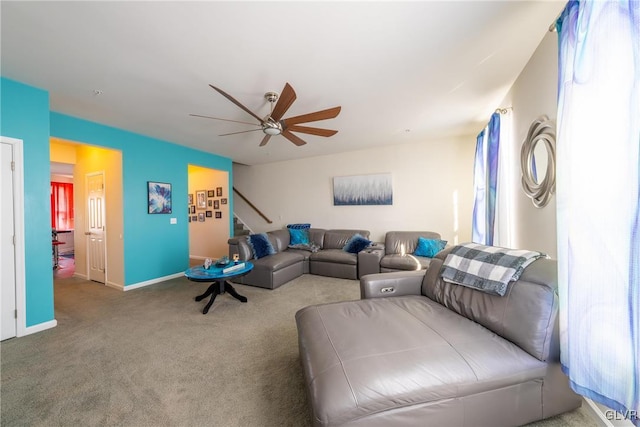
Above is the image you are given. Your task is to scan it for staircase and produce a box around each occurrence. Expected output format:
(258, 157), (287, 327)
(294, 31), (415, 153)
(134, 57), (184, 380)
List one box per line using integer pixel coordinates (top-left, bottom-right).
(233, 216), (250, 237)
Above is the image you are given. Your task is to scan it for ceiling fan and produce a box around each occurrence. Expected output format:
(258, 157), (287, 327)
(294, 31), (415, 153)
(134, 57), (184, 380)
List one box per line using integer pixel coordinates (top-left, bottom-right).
(191, 83), (341, 147)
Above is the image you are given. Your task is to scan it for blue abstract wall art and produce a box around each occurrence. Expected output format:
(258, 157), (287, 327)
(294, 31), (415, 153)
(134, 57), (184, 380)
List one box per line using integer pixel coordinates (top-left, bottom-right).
(333, 173), (393, 206)
(148, 181), (172, 214)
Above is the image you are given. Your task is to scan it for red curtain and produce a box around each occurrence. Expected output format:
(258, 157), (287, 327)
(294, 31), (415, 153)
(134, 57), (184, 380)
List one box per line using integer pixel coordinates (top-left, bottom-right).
(51, 182), (74, 230)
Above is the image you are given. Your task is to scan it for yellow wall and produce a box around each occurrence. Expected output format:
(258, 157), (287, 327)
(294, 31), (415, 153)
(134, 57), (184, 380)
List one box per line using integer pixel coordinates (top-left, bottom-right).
(188, 165), (229, 259)
(50, 138), (77, 163)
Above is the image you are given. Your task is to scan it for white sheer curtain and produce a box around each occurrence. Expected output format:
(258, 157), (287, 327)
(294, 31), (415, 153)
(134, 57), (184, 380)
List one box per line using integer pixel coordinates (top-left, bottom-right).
(556, 1), (639, 425)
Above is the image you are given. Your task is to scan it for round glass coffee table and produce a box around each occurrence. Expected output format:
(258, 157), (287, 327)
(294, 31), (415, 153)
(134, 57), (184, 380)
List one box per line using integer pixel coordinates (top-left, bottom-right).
(184, 262), (253, 314)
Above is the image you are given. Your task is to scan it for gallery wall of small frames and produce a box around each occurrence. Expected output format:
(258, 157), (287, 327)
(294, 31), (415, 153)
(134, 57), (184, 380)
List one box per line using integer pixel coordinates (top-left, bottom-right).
(188, 186), (227, 223)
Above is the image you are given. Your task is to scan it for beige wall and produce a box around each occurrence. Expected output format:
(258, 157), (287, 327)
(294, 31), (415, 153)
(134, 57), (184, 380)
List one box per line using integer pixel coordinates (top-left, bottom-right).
(71, 144), (124, 288)
(233, 136), (476, 244)
(188, 165), (229, 259)
(499, 31), (558, 258)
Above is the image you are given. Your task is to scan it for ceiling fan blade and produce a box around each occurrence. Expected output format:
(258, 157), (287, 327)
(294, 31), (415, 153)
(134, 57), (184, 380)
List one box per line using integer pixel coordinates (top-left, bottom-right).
(282, 130), (307, 146)
(259, 134), (272, 147)
(219, 128), (264, 137)
(189, 114), (261, 127)
(287, 125), (338, 137)
(209, 84), (264, 124)
(282, 106), (342, 126)
(270, 82), (296, 121)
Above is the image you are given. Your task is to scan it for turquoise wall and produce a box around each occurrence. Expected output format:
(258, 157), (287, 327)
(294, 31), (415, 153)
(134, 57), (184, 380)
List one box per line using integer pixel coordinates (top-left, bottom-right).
(50, 114), (233, 286)
(0, 78), (55, 327)
(2, 77), (234, 329)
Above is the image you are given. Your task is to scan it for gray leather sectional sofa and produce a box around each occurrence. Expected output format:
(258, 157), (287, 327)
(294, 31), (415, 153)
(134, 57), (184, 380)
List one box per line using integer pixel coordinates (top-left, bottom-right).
(295, 247), (581, 426)
(228, 228), (383, 289)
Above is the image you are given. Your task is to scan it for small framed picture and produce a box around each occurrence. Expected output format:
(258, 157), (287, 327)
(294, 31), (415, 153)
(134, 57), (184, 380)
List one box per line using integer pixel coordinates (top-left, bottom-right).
(206, 210), (212, 218)
(148, 181), (172, 214)
(215, 211), (222, 219)
(191, 215), (197, 221)
(188, 216), (192, 223)
(208, 199), (213, 207)
(198, 213), (205, 222)
(216, 187), (223, 197)
(196, 190), (207, 210)
(190, 205), (196, 214)
(207, 190), (215, 198)
(213, 200), (220, 209)
(221, 198), (227, 205)
(188, 194), (193, 205)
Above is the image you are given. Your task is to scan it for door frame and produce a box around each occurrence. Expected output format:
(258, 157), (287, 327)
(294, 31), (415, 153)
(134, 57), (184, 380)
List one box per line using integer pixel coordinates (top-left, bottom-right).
(1, 136), (26, 337)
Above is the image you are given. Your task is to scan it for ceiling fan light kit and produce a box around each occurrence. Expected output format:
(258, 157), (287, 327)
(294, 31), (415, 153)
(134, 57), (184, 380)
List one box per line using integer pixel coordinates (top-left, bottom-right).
(192, 82), (341, 147)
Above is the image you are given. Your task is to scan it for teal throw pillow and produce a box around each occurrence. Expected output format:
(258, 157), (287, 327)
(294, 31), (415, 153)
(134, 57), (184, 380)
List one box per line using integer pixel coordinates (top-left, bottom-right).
(289, 228), (310, 245)
(413, 237), (447, 258)
(343, 234), (372, 254)
(247, 233), (276, 259)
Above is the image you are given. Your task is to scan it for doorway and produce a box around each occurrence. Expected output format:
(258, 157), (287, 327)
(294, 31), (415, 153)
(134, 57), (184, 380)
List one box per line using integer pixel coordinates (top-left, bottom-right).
(187, 165), (230, 263)
(50, 138), (124, 289)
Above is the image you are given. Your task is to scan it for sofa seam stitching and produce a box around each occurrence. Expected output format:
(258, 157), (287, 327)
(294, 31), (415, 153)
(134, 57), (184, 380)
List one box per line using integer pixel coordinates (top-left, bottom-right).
(389, 299), (481, 382)
(315, 305), (360, 409)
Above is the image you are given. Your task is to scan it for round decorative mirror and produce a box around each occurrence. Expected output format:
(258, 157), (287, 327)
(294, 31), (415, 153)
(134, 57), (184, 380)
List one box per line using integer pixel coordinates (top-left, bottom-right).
(521, 115), (556, 208)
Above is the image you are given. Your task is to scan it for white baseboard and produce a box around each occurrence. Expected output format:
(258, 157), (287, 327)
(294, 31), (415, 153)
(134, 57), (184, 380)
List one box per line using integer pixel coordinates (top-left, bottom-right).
(105, 281), (123, 291)
(20, 319), (57, 337)
(124, 272), (184, 291)
(73, 272), (88, 280)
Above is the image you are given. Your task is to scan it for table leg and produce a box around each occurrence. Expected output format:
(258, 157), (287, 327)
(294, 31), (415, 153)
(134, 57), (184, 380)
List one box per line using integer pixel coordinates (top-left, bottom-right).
(195, 283), (217, 302)
(224, 281), (248, 303)
(202, 288), (220, 314)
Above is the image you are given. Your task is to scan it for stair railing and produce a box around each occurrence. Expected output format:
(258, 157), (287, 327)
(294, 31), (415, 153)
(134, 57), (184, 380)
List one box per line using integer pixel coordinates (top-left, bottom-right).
(233, 187), (273, 224)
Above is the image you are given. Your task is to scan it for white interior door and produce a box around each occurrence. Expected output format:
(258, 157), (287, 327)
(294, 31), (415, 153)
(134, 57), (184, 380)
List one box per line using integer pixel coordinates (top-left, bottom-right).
(86, 172), (106, 284)
(1, 141), (17, 340)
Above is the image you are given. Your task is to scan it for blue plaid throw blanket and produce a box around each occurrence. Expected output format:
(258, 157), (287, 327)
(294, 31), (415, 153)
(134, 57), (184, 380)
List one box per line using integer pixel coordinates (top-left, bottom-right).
(440, 243), (547, 296)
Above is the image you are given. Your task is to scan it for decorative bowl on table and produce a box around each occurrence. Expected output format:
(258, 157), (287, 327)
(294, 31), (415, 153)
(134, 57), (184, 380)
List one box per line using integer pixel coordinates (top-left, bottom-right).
(215, 256), (230, 267)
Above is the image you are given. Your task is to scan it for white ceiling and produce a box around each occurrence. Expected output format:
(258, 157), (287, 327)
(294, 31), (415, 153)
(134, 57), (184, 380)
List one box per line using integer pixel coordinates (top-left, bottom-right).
(1, 1), (565, 166)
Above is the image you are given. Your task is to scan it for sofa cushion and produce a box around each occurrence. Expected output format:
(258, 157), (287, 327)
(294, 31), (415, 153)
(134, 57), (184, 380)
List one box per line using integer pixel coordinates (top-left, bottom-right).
(323, 229), (370, 250)
(380, 253), (433, 271)
(342, 233), (371, 253)
(308, 228), (326, 248)
(413, 237), (447, 258)
(384, 231), (442, 255)
(266, 229), (290, 253)
(296, 296), (546, 426)
(309, 249), (358, 265)
(251, 251), (303, 270)
(247, 233), (276, 259)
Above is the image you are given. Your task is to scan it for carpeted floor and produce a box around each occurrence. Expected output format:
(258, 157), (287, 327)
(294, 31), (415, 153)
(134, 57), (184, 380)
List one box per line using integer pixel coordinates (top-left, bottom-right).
(1, 274), (598, 427)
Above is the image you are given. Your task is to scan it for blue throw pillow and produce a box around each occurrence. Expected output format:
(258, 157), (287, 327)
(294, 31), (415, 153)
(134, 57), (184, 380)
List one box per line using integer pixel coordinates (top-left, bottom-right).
(247, 233), (276, 259)
(287, 223), (311, 230)
(288, 228), (310, 245)
(343, 234), (372, 254)
(413, 237), (447, 258)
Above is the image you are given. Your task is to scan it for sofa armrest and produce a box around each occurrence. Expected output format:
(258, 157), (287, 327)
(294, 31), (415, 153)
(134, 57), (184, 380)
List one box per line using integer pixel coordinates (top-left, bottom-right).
(357, 244), (385, 278)
(360, 270), (426, 299)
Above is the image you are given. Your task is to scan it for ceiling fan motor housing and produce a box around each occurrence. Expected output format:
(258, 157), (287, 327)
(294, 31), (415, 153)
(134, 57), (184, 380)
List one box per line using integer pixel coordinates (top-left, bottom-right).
(262, 117), (282, 135)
